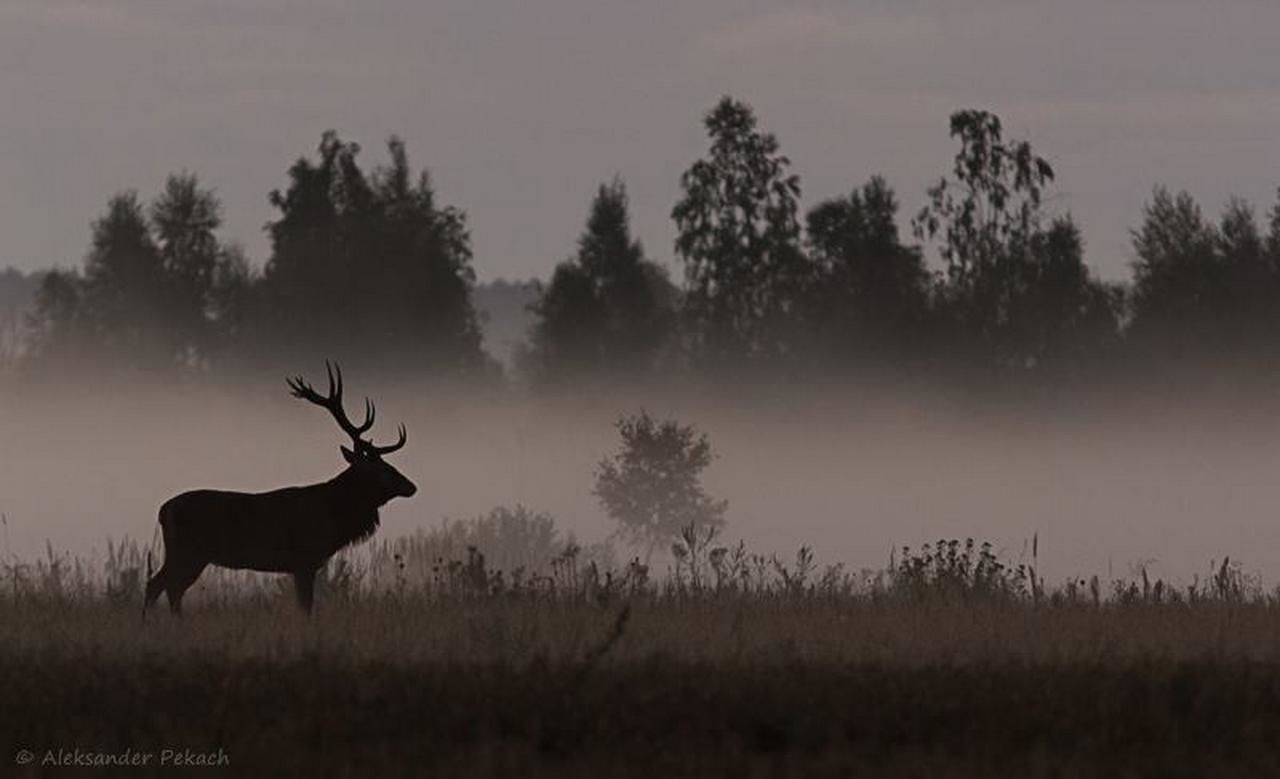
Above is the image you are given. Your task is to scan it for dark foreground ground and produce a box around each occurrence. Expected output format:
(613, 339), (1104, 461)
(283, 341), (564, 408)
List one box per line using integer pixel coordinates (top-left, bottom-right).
(5, 595), (1280, 777)
(6, 655), (1280, 777)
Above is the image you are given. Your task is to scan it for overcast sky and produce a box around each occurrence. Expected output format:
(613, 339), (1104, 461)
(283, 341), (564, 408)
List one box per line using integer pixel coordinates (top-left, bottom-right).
(1, 0), (1277, 282)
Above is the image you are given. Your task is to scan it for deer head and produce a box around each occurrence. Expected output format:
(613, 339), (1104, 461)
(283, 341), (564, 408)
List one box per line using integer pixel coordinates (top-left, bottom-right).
(287, 361), (417, 504)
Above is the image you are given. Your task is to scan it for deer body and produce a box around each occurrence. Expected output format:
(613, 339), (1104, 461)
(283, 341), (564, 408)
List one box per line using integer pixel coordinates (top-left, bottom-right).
(160, 482), (384, 573)
(143, 363), (416, 616)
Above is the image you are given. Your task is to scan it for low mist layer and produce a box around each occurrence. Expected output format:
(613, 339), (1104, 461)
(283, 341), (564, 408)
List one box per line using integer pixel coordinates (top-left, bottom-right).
(4, 378), (1279, 584)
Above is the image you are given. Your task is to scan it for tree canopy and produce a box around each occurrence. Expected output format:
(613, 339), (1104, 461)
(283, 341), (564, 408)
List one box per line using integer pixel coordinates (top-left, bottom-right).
(16, 103), (1280, 391)
(673, 97), (811, 370)
(526, 178), (673, 385)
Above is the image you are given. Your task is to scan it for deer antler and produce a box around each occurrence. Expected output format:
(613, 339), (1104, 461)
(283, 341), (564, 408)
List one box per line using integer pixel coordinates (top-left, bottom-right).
(287, 361), (376, 447)
(368, 423), (407, 456)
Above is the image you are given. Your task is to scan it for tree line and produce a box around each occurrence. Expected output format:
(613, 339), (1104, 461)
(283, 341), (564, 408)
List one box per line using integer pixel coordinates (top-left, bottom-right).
(18, 97), (1280, 387)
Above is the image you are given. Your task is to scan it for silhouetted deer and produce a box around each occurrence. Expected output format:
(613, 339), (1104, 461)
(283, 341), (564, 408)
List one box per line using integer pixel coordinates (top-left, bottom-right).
(143, 362), (417, 616)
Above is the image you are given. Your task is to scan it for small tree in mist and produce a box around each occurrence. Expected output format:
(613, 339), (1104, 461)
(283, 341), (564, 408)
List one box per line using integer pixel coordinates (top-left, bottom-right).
(593, 411), (727, 561)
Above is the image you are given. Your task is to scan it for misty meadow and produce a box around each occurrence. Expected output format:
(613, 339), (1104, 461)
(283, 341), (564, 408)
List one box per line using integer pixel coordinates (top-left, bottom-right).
(3, 33), (1280, 776)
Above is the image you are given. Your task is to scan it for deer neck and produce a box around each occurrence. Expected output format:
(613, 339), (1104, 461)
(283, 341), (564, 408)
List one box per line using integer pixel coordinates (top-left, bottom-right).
(327, 469), (386, 510)
(318, 470), (383, 547)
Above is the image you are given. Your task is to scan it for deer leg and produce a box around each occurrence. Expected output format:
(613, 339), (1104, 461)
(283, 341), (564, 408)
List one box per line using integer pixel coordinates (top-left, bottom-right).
(293, 569), (317, 615)
(164, 560), (207, 615)
(142, 565), (168, 620)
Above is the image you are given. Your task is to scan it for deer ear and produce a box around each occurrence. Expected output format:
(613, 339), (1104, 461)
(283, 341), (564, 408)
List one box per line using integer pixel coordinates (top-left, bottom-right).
(341, 446), (357, 464)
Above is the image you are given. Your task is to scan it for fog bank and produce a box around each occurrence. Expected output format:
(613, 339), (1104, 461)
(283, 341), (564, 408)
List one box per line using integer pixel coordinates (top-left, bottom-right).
(3, 378), (1279, 584)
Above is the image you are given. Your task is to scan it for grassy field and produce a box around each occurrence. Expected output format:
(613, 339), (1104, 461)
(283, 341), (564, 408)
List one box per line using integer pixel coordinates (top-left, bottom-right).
(5, 535), (1280, 776)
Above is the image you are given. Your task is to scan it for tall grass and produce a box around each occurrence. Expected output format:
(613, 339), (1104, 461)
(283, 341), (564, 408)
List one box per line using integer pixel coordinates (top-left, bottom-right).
(0, 505), (1267, 610)
(5, 511), (1280, 776)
